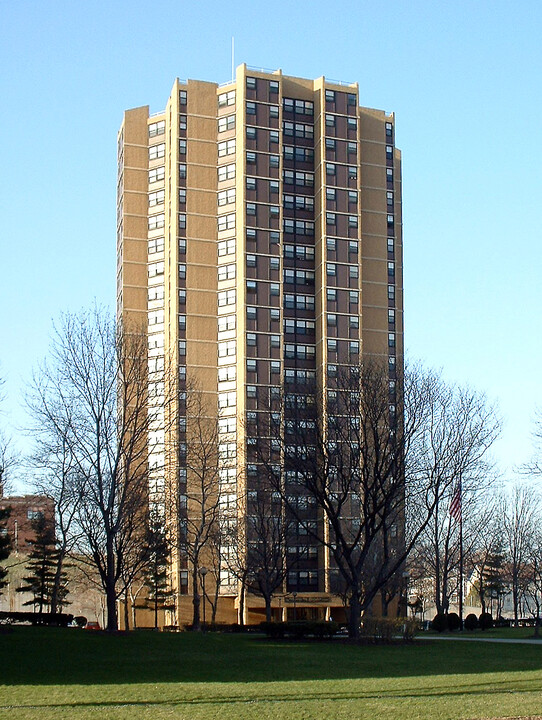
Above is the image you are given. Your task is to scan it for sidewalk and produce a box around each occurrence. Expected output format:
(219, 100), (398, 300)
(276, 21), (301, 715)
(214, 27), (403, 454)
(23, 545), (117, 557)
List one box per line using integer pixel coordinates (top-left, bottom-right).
(423, 634), (542, 644)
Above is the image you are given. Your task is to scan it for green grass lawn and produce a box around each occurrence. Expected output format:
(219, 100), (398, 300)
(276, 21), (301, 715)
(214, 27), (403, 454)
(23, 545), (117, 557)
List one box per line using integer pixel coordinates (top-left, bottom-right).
(1, 627), (542, 719)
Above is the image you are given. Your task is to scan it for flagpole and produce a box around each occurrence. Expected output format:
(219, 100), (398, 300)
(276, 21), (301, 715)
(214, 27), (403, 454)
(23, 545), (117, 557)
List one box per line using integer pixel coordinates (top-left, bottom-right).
(458, 475), (463, 631)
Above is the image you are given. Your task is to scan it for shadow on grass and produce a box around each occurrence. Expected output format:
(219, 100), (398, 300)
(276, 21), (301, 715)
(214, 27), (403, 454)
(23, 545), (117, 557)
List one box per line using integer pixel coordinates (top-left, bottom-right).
(2, 627), (542, 687)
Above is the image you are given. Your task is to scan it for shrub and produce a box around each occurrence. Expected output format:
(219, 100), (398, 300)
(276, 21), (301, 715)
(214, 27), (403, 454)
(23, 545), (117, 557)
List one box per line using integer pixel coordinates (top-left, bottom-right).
(479, 612), (493, 630)
(447, 612), (460, 631)
(464, 613), (479, 631)
(360, 617), (418, 642)
(431, 613), (448, 632)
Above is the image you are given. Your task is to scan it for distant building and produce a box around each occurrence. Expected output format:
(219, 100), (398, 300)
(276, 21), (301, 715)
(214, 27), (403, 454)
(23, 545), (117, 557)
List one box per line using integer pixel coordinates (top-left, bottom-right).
(0, 495), (55, 553)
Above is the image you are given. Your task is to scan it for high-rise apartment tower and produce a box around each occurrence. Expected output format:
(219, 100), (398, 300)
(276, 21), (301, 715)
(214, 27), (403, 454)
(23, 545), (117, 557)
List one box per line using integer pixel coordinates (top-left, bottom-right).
(117, 64), (403, 625)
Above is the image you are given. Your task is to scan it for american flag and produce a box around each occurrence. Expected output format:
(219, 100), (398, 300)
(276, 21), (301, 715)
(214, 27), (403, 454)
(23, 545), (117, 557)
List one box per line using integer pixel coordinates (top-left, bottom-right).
(449, 484), (461, 522)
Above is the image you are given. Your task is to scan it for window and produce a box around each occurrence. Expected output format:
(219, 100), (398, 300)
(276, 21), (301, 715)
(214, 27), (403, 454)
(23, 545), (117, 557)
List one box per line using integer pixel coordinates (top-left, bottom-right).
(270, 257), (280, 271)
(325, 89), (335, 103)
(348, 93), (356, 106)
(179, 90), (187, 105)
(349, 341), (359, 355)
(269, 130), (279, 144)
(270, 308), (280, 321)
(327, 339), (337, 352)
(270, 231), (280, 243)
(218, 315), (235, 332)
(247, 306), (257, 320)
(349, 265), (359, 278)
(218, 213), (235, 232)
(149, 166), (165, 183)
(326, 188), (336, 202)
(387, 191), (394, 206)
(179, 189), (186, 204)
(327, 263), (336, 276)
(246, 76), (257, 89)
(246, 280), (257, 293)
(347, 117), (357, 130)
(386, 121), (393, 137)
(388, 285), (395, 299)
(388, 333), (395, 348)
(246, 228), (256, 242)
(325, 114), (335, 127)
(179, 115), (187, 131)
(327, 313), (337, 326)
(218, 89), (235, 107)
(218, 238), (235, 256)
(386, 145), (393, 159)
(179, 340), (186, 356)
(246, 333), (257, 346)
(218, 188), (235, 206)
(218, 366), (236, 382)
(149, 189), (165, 206)
(246, 101), (256, 115)
(179, 163), (187, 179)
(246, 151), (256, 164)
(219, 391), (236, 408)
(349, 215), (358, 228)
(218, 264), (236, 281)
(271, 361), (281, 374)
(269, 180), (279, 194)
(387, 237), (394, 253)
(179, 139), (186, 155)
(179, 315), (186, 330)
(247, 358), (257, 372)
(348, 166), (357, 179)
(149, 120), (165, 137)
(388, 309), (395, 325)
(269, 154), (280, 167)
(388, 262), (395, 277)
(218, 340), (236, 358)
(179, 289), (186, 304)
(218, 115), (236, 132)
(270, 283), (280, 296)
(326, 212), (336, 226)
(246, 126), (257, 140)
(148, 237), (164, 254)
(349, 290), (358, 305)
(246, 385), (257, 398)
(246, 202), (257, 216)
(270, 205), (280, 217)
(326, 137), (336, 150)
(270, 335), (280, 348)
(269, 103), (279, 117)
(178, 214), (186, 230)
(349, 315), (359, 329)
(148, 214), (164, 230)
(218, 288), (236, 306)
(347, 141), (357, 155)
(327, 288), (337, 302)
(327, 237), (336, 252)
(218, 139), (236, 157)
(326, 163), (336, 176)
(218, 163), (235, 182)
(246, 254), (257, 268)
(149, 144), (165, 160)
(387, 214), (394, 228)
(348, 191), (357, 205)
(178, 263), (186, 279)
(349, 240), (358, 255)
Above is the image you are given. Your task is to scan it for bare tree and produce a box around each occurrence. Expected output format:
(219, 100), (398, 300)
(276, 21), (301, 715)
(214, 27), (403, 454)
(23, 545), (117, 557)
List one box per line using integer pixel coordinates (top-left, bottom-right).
(174, 386), (221, 630)
(502, 483), (540, 624)
(26, 308), (154, 631)
(258, 361), (499, 638)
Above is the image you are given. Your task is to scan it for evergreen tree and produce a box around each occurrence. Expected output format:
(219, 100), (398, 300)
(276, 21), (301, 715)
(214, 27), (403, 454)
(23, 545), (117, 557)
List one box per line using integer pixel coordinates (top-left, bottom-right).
(0, 507), (11, 594)
(143, 520), (174, 629)
(17, 515), (69, 617)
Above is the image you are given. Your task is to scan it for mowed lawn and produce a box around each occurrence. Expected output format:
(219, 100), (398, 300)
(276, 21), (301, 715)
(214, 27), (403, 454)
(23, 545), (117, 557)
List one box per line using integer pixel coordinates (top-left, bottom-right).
(1, 627), (542, 720)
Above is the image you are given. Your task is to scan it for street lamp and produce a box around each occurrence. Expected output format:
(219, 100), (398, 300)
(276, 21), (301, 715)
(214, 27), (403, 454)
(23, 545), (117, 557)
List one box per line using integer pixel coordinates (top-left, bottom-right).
(292, 591), (298, 621)
(199, 566), (208, 628)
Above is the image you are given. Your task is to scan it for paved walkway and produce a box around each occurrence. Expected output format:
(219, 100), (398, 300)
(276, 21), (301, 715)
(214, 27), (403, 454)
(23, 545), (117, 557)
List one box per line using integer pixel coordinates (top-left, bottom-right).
(423, 634), (542, 644)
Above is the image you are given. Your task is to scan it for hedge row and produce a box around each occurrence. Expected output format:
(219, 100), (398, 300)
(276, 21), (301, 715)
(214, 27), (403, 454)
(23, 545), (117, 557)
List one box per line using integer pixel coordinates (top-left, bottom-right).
(0, 611), (77, 627)
(259, 621), (340, 639)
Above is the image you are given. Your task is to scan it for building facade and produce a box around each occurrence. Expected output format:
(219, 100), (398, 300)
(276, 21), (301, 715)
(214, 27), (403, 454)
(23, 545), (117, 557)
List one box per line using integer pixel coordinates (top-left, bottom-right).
(117, 64), (403, 625)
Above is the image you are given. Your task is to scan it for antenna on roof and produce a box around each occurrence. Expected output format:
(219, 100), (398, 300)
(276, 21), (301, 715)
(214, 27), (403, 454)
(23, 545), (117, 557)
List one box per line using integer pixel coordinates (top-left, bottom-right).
(231, 37), (235, 82)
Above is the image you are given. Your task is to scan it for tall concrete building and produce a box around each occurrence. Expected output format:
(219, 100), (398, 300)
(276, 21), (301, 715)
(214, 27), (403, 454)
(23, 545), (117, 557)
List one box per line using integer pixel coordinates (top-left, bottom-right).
(117, 64), (403, 624)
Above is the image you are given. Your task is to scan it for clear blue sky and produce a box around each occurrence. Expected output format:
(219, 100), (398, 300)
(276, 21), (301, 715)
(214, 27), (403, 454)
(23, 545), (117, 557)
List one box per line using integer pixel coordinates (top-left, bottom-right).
(1, 0), (540, 485)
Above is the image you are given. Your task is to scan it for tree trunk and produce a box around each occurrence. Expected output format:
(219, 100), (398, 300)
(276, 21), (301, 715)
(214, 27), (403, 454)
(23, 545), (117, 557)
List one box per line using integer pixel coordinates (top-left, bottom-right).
(124, 588), (130, 631)
(50, 547), (66, 615)
(105, 542), (118, 632)
(238, 578), (246, 626)
(348, 593), (362, 639)
(265, 594), (272, 623)
(192, 567), (201, 630)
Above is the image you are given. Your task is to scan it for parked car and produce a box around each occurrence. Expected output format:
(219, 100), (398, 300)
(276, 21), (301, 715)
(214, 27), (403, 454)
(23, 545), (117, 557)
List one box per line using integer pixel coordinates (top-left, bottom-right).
(84, 621), (101, 631)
